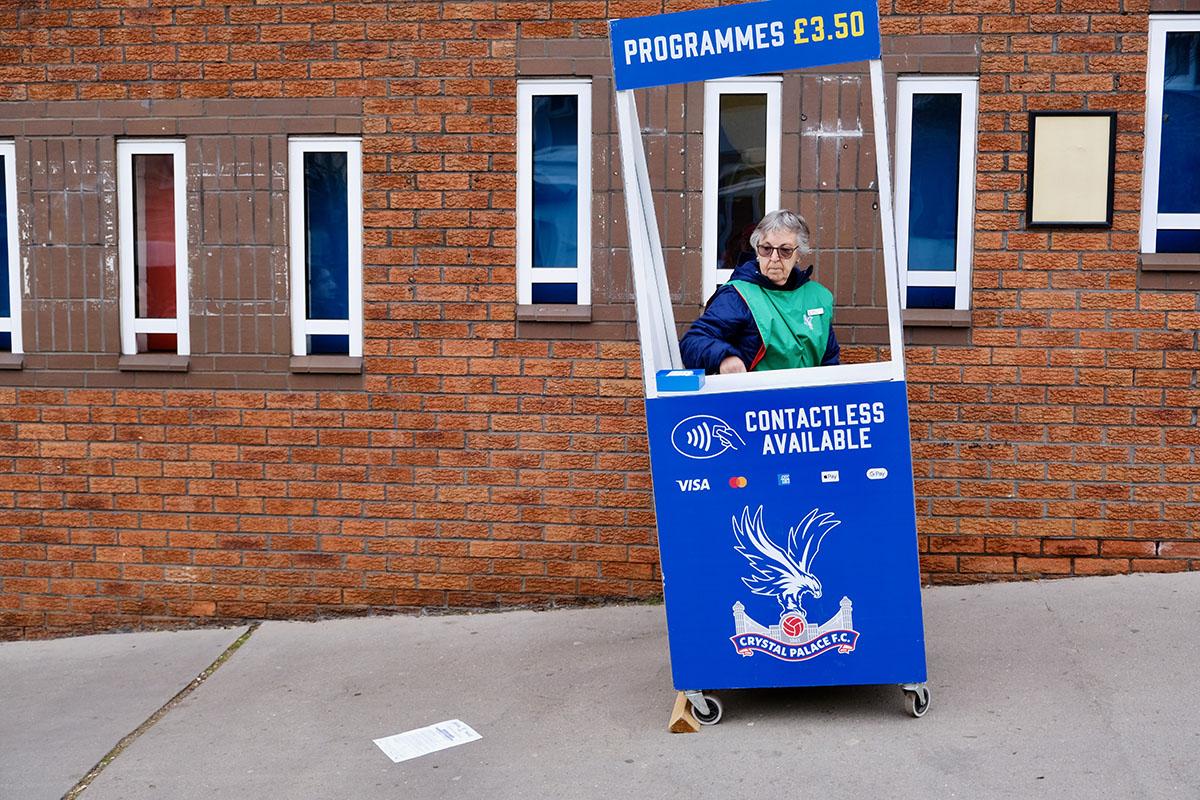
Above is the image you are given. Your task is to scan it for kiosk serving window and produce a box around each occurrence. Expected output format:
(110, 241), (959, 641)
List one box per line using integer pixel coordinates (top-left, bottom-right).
(611, 0), (905, 394)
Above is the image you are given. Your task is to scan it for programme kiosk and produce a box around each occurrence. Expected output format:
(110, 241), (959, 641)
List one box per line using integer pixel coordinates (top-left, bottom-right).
(609, 0), (930, 724)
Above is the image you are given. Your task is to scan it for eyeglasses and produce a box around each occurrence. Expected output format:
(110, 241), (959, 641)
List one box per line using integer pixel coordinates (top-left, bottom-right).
(756, 243), (797, 260)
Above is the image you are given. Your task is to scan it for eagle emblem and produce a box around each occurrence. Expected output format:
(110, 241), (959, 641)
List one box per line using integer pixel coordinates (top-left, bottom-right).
(732, 505), (840, 622)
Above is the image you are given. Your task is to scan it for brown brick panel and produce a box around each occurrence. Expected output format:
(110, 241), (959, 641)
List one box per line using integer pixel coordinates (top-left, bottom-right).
(1, 362), (660, 636)
(2, 3), (1199, 638)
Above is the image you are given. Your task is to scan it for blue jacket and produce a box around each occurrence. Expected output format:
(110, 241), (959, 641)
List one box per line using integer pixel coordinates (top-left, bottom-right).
(680, 254), (840, 374)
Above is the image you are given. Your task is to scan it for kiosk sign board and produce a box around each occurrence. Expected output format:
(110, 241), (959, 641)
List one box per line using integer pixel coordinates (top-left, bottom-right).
(610, 0), (882, 91)
(646, 380), (926, 690)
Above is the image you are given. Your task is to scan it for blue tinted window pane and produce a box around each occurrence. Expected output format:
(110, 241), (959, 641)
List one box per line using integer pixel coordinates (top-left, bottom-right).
(1159, 32), (1200, 214)
(531, 95), (579, 270)
(1156, 229), (1200, 253)
(308, 334), (349, 355)
(0, 155), (8, 321)
(907, 286), (955, 309)
(0, 332), (8, 350)
(908, 93), (962, 272)
(717, 94), (767, 271)
(304, 151), (349, 321)
(531, 283), (577, 304)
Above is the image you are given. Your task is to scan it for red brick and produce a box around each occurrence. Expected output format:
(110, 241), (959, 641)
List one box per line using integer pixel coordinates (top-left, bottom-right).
(0, 2), (1193, 637)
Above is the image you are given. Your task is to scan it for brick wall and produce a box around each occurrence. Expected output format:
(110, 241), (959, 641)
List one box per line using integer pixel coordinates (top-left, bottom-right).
(1, 0), (1198, 639)
(893, 0), (1200, 582)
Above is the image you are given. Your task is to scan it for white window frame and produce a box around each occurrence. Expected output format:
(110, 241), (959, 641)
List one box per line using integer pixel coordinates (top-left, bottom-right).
(1141, 15), (1200, 254)
(288, 137), (363, 358)
(516, 79), (592, 306)
(117, 139), (190, 356)
(702, 77), (781, 301)
(0, 141), (19, 355)
(894, 76), (979, 311)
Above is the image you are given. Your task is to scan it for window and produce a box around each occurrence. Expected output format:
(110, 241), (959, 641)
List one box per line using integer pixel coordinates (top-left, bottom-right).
(703, 78), (781, 301)
(288, 138), (363, 357)
(894, 77), (979, 311)
(1142, 16), (1200, 255)
(0, 142), (18, 355)
(117, 140), (189, 355)
(516, 79), (592, 306)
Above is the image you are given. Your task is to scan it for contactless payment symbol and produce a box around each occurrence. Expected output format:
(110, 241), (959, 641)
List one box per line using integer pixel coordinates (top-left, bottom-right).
(670, 415), (746, 460)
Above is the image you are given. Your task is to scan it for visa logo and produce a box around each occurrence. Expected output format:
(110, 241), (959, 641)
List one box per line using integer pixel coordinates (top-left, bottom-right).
(677, 478), (711, 491)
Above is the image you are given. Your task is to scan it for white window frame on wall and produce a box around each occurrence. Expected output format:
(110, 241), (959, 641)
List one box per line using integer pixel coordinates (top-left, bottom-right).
(1141, 15), (1200, 254)
(894, 76), (979, 311)
(702, 77), (781, 302)
(516, 78), (593, 306)
(116, 139), (190, 356)
(0, 141), (19, 355)
(288, 137), (364, 358)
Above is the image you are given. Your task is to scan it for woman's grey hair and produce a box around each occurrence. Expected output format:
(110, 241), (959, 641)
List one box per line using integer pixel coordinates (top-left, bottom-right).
(749, 210), (811, 255)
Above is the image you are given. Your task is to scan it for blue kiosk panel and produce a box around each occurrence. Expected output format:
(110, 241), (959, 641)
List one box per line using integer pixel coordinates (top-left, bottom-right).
(646, 379), (926, 691)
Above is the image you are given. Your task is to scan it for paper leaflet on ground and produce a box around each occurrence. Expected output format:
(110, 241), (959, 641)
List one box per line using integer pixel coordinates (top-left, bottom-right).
(373, 719), (481, 763)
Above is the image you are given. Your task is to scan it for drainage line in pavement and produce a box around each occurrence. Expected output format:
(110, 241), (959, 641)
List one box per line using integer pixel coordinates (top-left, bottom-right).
(60, 622), (262, 800)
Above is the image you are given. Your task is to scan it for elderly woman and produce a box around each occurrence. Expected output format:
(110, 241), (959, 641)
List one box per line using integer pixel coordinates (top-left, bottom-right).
(681, 210), (840, 374)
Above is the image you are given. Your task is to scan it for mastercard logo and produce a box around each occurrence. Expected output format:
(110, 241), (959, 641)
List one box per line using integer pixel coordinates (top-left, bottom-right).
(728, 476), (748, 488)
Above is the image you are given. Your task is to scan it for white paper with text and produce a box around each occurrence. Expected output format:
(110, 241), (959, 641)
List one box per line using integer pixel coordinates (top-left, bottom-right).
(373, 719), (481, 763)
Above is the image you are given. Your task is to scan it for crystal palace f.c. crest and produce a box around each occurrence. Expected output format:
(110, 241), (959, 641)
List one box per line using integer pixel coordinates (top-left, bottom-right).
(729, 506), (859, 661)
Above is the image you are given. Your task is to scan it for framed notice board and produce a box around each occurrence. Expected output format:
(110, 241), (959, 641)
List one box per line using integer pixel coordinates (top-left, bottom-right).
(1027, 111), (1117, 228)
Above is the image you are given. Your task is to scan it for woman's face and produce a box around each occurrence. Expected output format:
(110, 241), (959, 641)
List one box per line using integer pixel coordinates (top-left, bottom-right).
(755, 229), (802, 287)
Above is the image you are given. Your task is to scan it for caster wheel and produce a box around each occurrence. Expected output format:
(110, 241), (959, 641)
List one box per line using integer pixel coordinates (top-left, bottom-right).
(904, 686), (930, 718)
(692, 694), (724, 725)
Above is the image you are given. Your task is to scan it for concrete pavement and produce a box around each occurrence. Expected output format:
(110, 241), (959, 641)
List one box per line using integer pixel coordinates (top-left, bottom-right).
(0, 626), (248, 800)
(2, 572), (1198, 799)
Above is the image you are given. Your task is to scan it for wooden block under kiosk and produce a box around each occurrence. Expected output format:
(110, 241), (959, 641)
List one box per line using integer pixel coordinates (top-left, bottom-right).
(669, 691), (701, 733)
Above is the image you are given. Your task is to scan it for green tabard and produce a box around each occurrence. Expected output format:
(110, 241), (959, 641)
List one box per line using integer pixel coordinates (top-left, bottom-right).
(729, 279), (833, 371)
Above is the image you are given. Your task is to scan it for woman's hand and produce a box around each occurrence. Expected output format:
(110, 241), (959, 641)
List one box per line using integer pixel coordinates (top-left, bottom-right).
(718, 356), (747, 374)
